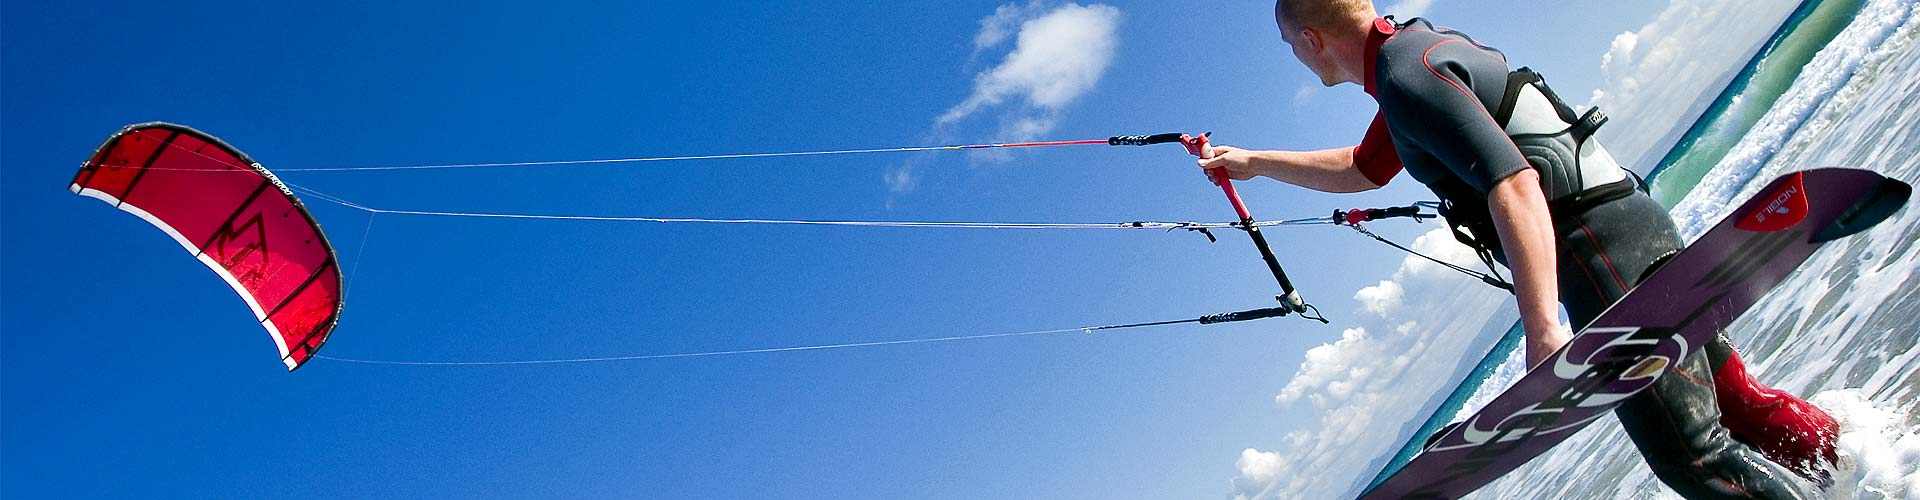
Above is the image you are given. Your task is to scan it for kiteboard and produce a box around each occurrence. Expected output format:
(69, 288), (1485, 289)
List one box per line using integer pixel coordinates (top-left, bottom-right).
(1359, 168), (1910, 499)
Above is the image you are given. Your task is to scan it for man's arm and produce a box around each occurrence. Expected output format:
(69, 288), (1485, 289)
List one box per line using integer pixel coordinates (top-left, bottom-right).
(1199, 112), (1398, 193)
(1487, 169), (1569, 367)
(1201, 145), (1382, 193)
(1379, 40), (1569, 365)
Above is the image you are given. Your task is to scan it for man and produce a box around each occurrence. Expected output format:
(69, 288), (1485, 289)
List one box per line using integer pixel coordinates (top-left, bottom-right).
(1201, 1), (1841, 497)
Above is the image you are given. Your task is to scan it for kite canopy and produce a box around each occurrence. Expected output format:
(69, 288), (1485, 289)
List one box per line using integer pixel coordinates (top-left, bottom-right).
(70, 122), (341, 370)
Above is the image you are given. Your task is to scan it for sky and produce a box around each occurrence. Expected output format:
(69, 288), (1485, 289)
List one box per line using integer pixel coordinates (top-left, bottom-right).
(0, 1), (1727, 498)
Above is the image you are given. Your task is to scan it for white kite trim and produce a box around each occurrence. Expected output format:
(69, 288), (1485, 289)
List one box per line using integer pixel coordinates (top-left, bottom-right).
(73, 183), (298, 369)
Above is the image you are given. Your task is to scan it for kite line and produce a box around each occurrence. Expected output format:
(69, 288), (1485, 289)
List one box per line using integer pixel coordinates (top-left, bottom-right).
(122, 126), (1502, 368)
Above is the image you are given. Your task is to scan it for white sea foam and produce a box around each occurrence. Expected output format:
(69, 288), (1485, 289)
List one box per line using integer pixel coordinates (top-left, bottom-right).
(1231, 0), (1920, 497)
(1670, 0), (1915, 238)
(1816, 390), (1920, 499)
(1479, 1), (1920, 497)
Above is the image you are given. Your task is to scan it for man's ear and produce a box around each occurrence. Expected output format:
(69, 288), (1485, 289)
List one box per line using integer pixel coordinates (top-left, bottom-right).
(1298, 27), (1325, 53)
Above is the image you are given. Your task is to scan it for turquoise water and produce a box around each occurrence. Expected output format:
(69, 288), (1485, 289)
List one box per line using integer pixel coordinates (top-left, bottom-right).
(1485, 0), (1920, 492)
(1361, 0), (1866, 489)
(1649, 0), (1868, 207)
(1360, 321), (1524, 489)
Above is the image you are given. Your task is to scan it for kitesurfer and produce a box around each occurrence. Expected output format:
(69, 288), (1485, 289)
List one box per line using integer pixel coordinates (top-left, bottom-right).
(1201, 1), (1840, 497)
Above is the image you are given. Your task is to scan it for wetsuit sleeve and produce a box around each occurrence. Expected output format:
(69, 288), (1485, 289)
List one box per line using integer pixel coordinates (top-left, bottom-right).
(1376, 42), (1531, 194)
(1353, 112), (1403, 186)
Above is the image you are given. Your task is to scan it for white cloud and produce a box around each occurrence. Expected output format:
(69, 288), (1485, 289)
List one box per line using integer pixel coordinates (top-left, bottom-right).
(1354, 280), (1404, 316)
(1231, 1), (1813, 496)
(1232, 228), (1514, 498)
(1275, 327), (1373, 406)
(1584, 0), (1800, 169)
(1289, 84), (1321, 109)
(1399, 225), (1484, 278)
(1381, 0), (1436, 18)
(883, 164), (919, 193)
(937, 2), (1122, 139)
(888, 2), (1123, 194)
(1004, 116), (1056, 140)
(972, 2), (1040, 51)
(1230, 448), (1284, 499)
(1597, 31), (1639, 76)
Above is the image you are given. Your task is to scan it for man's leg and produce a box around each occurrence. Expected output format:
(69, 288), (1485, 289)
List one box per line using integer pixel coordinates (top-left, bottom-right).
(1560, 193), (1819, 498)
(1706, 335), (1840, 483)
(1607, 350), (1815, 498)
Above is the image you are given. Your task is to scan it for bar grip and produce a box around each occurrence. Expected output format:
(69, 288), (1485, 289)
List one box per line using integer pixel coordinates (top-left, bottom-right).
(1107, 133), (1188, 146)
(1197, 307), (1292, 324)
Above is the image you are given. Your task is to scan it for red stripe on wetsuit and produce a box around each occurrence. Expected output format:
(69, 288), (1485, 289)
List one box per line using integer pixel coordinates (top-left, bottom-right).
(1356, 17), (1404, 187)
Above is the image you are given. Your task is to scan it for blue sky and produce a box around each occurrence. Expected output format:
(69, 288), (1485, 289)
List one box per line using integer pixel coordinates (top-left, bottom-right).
(3, 1), (1699, 498)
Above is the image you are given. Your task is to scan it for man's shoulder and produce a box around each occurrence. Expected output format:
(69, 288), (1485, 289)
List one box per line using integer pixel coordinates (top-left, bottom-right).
(1376, 18), (1502, 70)
(1376, 19), (1442, 56)
(1374, 19), (1507, 95)
(1373, 20), (1444, 86)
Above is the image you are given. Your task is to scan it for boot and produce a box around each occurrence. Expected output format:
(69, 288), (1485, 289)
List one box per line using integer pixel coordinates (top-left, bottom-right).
(1707, 337), (1840, 484)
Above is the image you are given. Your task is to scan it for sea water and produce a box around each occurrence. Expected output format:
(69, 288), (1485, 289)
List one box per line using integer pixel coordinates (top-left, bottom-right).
(1477, 0), (1920, 497)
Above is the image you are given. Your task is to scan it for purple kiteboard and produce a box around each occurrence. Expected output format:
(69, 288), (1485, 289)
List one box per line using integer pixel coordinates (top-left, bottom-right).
(1360, 168), (1910, 499)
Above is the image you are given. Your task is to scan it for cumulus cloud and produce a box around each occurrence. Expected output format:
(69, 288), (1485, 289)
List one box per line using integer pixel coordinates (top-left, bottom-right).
(1398, 226), (1484, 278)
(1232, 228), (1515, 498)
(1584, 0), (1800, 169)
(882, 164), (920, 193)
(1354, 280), (1404, 316)
(1381, 0), (1436, 18)
(1289, 84), (1321, 109)
(1270, 229), (1494, 410)
(1598, 31), (1640, 76)
(972, 2), (1040, 52)
(937, 2), (1121, 138)
(887, 2), (1122, 194)
(1229, 1), (1811, 494)
(1230, 448), (1284, 499)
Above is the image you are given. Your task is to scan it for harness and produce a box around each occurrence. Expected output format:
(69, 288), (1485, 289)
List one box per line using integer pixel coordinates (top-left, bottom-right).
(1432, 67), (1647, 273)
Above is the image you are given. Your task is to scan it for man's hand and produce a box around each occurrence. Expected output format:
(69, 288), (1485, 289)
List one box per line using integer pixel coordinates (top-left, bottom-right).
(1197, 145), (1262, 181)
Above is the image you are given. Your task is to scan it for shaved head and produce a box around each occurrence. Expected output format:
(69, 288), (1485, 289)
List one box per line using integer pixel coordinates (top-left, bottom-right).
(1274, 0), (1376, 31)
(1272, 0), (1377, 87)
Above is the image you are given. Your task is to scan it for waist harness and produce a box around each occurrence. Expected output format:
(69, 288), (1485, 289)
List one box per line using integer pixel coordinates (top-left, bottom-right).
(1436, 67), (1645, 259)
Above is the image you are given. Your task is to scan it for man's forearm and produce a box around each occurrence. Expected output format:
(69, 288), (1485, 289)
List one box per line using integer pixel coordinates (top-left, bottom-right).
(1487, 169), (1567, 367)
(1246, 147), (1380, 193)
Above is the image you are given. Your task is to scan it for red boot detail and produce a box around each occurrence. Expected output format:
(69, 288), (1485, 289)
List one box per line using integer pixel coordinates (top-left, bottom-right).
(1713, 349), (1840, 483)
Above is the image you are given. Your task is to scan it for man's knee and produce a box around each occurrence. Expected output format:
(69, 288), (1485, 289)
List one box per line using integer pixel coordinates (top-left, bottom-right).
(1646, 461), (1766, 500)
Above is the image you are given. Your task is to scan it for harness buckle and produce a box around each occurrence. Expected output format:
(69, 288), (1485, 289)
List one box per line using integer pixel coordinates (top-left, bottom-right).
(1571, 107), (1608, 142)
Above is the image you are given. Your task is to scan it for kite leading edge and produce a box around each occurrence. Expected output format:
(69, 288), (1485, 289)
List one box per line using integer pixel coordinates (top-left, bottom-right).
(70, 122), (342, 371)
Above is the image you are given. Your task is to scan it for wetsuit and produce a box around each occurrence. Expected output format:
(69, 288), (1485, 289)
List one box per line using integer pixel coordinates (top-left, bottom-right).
(1353, 17), (1832, 498)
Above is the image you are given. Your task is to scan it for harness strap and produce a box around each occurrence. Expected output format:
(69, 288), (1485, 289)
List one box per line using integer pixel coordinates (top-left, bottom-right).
(1571, 107), (1608, 143)
(1493, 68), (1546, 127)
(1548, 177), (1640, 233)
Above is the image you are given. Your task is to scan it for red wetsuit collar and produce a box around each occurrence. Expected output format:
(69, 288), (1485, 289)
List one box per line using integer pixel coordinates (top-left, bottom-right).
(1362, 17), (1396, 95)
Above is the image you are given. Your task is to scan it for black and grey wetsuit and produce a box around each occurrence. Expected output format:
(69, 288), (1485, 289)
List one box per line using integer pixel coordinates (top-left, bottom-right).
(1354, 17), (1817, 499)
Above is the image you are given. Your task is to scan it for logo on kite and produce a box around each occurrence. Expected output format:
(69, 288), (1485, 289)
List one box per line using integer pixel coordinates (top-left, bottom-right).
(70, 122), (342, 371)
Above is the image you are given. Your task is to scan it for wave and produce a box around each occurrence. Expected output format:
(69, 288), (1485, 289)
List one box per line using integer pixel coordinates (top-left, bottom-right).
(1354, 0), (1840, 492)
(1479, 0), (1920, 496)
(1670, 0), (1914, 237)
(1648, 0), (1867, 207)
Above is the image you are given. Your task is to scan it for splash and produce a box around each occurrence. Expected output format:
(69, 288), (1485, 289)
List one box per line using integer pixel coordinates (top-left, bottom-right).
(1812, 390), (1920, 499)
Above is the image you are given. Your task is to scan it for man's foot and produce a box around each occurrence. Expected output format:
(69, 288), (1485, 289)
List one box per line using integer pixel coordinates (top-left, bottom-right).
(1711, 346), (1840, 483)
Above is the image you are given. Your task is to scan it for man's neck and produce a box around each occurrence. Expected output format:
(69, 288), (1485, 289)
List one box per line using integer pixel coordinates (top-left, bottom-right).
(1329, 16), (1377, 86)
(1360, 17), (1396, 93)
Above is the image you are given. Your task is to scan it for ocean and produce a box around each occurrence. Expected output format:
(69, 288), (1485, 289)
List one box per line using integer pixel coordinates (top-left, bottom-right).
(1472, 0), (1920, 497)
